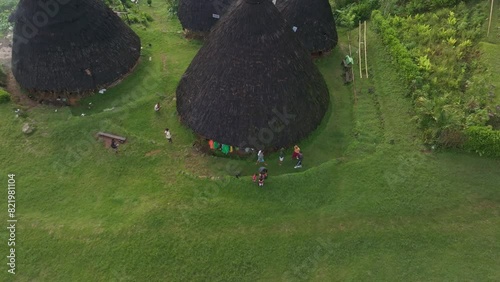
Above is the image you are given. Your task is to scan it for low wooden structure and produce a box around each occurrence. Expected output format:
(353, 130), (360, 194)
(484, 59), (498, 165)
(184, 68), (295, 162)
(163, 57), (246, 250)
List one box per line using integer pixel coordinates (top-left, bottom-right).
(97, 132), (127, 148)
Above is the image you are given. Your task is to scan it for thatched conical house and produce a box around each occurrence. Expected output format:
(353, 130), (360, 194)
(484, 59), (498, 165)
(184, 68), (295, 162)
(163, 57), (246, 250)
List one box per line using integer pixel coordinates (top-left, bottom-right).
(176, 0), (330, 150)
(276, 0), (338, 54)
(10, 0), (141, 102)
(177, 0), (235, 37)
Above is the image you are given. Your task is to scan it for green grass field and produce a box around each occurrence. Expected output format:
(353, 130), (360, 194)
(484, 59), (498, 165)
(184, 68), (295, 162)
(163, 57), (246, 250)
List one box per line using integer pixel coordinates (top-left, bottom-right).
(1, 2), (499, 281)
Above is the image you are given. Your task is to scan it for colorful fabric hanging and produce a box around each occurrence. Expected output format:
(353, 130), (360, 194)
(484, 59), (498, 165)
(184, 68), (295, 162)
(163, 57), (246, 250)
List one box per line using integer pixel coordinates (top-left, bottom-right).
(208, 140), (214, 149)
(229, 146), (233, 153)
(213, 141), (220, 149)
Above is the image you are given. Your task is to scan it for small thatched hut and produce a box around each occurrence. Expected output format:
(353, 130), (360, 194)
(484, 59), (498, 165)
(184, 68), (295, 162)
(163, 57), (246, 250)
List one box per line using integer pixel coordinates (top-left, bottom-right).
(10, 0), (141, 102)
(276, 0), (338, 54)
(176, 0), (330, 150)
(177, 0), (235, 37)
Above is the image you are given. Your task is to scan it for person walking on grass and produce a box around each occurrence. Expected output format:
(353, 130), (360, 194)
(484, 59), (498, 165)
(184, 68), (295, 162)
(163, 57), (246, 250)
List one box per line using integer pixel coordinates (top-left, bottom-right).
(256, 150), (267, 165)
(258, 174), (265, 187)
(154, 102), (161, 112)
(278, 148), (285, 166)
(294, 152), (303, 169)
(292, 145), (300, 160)
(164, 128), (172, 143)
(111, 138), (119, 153)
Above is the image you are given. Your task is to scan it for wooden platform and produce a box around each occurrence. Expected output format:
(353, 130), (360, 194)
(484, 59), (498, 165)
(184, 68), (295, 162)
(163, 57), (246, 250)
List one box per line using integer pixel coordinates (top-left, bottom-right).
(97, 132), (127, 143)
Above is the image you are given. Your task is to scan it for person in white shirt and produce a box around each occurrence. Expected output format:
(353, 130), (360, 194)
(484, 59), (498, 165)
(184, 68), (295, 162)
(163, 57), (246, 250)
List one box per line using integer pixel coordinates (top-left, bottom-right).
(154, 102), (160, 112)
(164, 128), (172, 143)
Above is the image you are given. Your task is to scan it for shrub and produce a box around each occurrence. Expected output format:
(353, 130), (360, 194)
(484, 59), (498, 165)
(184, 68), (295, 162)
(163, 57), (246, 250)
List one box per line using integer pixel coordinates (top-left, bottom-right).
(0, 65), (6, 87)
(372, 4), (491, 147)
(0, 88), (10, 104)
(334, 0), (380, 27)
(464, 126), (500, 157)
(371, 10), (420, 84)
(166, 0), (179, 16)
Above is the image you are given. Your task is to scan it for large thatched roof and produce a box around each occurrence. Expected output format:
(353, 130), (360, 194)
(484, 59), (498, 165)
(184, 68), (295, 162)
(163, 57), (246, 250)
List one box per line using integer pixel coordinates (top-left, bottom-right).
(176, 0), (330, 149)
(276, 0), (338, 54)
(11, 0), (141, 98)
(177, 0), (235, 33)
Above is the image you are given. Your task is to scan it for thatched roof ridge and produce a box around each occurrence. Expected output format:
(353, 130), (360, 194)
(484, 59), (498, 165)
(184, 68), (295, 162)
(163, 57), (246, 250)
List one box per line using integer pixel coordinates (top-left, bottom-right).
(276, 0), (338, 53)
(176, 0), (330, 149)
(11, 0), (141, 97)
(177, 0), (235, 33)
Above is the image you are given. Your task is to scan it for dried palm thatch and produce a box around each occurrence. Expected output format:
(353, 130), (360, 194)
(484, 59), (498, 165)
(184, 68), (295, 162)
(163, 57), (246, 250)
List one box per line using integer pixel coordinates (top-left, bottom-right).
(276, 0), (338, 54)
(11, 0), (141, 101)
(176, 0), (330, 150)
(177, 0), (235, 36)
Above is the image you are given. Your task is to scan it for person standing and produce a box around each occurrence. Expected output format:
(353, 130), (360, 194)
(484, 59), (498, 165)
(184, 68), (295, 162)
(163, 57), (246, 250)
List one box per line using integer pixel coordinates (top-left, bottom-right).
(154, 102), (161, 112)
(164, 128), (172, 143)
(279, 148), (285, 166)
(292, 145), (300, 159)
(258, 174), (265, 187)
(256, 150), (267, 165)
(294, 153), (303, 169)
(110, 138), (119, 153)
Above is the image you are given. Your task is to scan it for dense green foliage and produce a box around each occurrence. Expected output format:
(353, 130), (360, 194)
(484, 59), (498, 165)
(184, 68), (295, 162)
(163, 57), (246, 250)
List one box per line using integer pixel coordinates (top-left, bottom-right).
(105, 0), (154, 27)
(166, 0), (179, 16)
(464, 126), (500, 157)
(334, 0), (380, 27)
(386, 0), (479, 14)
(371, 3), (496, 147)
(371, 10), (420, 84)
(0, 88), (10, 104)
(331, 0), (478, 27)
(0, 65), (6, 87)
(0, 0), (17, 36)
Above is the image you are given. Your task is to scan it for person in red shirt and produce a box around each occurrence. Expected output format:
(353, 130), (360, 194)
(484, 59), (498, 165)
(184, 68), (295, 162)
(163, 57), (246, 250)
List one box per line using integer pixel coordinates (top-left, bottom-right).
(292, 145), (300, 159)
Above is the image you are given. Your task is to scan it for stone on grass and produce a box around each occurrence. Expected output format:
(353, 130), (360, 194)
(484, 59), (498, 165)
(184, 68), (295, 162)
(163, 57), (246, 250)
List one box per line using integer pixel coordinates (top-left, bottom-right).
(22, 123), (35, 134)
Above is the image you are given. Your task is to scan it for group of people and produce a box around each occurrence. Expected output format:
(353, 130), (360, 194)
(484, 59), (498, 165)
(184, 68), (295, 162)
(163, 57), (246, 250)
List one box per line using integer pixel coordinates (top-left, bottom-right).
(155, 102), (173, 143)
(256, 145), (303, 169)
(252, 145), (304, 187)
(253, 167), (268, 187)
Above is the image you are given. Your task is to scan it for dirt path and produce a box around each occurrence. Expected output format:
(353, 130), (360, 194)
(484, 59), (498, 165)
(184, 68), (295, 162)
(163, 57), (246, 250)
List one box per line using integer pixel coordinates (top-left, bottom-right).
(6, 72), (38, 108)
(0, 31), (12, 68)
(1, 31), (38, 109)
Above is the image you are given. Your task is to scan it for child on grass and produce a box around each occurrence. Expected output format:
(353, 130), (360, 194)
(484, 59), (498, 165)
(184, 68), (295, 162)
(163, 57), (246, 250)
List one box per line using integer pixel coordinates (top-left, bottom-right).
(279, 148), (285, 165)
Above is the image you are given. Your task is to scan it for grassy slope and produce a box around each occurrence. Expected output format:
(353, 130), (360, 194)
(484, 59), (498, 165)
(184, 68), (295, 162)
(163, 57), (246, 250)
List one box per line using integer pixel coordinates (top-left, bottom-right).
(479, 41), (500, 106)
(480, 0), (500, 105)
(0, 2), (499, 281)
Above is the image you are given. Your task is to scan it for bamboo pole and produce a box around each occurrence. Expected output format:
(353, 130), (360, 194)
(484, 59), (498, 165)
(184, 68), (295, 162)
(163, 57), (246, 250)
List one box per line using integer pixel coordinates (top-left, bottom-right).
(348, 31), (357, 105)
(359, 21), (362, 78)
(364, 21), (368, 78)
(347, 32), (354, 82)
(488, 0), (495, 37)
(347, 33), (352, 56)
